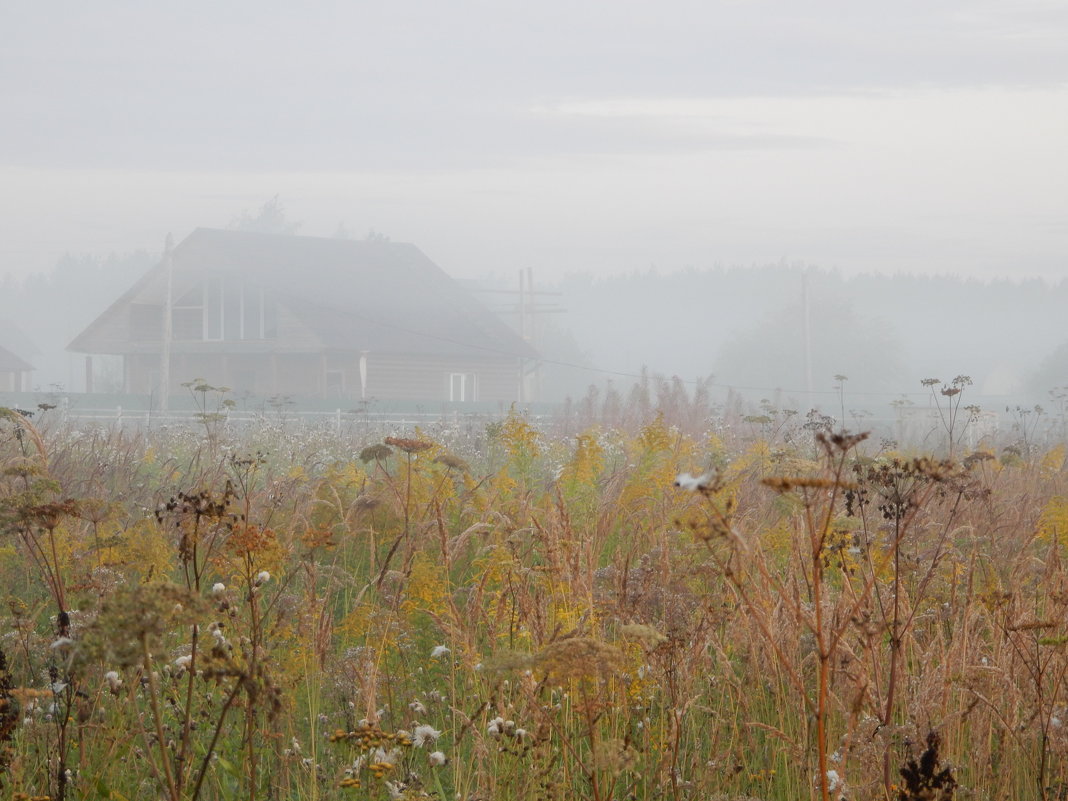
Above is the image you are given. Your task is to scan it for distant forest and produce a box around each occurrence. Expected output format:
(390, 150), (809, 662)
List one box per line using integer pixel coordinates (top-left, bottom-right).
(2, 252), (1066, 414)
(539, 266), (1068, 408)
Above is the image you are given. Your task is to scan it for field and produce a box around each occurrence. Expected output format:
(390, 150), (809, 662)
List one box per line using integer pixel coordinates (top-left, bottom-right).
(0, 391), (1066, 801)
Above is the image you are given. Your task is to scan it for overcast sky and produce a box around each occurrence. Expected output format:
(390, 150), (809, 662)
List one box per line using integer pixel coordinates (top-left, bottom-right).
(2, 1), (1066, 282)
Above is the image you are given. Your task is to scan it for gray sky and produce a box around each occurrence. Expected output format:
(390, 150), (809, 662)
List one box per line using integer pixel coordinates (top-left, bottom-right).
(2, 0), (1066, 282)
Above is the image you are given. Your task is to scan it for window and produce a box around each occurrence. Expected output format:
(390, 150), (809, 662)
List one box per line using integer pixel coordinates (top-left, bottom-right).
(171, 278), (223, 341)
(448, 372), (477, 402)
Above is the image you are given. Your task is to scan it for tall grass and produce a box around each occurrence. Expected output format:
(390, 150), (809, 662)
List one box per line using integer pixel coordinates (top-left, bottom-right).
(0, 397), (1066, 800)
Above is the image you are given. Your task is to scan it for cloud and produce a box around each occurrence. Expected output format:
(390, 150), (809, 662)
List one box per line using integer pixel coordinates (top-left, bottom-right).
(2, 1), (1066, 171)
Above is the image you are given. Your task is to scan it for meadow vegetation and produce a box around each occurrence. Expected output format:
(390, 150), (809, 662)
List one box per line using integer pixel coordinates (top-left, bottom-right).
(0, 383), (1067, 801)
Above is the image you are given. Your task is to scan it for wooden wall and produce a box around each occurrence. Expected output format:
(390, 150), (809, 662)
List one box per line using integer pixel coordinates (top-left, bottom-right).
(122, 351), (523, 403)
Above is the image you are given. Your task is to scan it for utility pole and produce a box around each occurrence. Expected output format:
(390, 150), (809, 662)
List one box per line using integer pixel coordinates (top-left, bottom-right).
(525, 267), (540, 401)
(159, 233), (174, 413)
(802, 271), (814, 411)
(469, 270), (564, 404)
(517, 268), (526, 403)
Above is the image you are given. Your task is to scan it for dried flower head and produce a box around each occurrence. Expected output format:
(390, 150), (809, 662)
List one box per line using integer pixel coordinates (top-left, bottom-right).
(412, 724), (441, 747)
(434, 452), (469, 472)
(533, 637), (626, 681)
(359, 444), (393, 463)
(384, 436), (432, 454)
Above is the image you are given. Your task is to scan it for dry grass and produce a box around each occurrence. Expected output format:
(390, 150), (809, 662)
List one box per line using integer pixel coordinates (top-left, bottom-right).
(0, 400), (1066, 800)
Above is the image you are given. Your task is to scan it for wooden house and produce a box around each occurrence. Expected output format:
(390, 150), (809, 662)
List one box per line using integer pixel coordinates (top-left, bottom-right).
(68, 228), (538, 404)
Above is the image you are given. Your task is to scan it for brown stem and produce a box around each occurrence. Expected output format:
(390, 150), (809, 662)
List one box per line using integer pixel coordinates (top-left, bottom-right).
(142, 636), (180, 801)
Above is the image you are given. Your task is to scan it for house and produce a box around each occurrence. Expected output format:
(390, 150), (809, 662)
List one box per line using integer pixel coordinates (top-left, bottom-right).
(68, 228), (539, 404)
(0, 344), (34, 392)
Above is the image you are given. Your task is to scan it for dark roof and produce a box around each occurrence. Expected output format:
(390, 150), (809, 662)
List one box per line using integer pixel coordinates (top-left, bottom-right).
(70, 228), (538, 360)
(0, 344), (33, 373)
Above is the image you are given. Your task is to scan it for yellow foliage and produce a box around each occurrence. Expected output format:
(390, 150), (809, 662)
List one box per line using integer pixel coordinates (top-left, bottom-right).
(500, 409), (541, 461)
(637, 413), (673, 454)
(471, 542), (516, 587)
(325, 460), (367, 489)
(1042, 445), (1066, 478)
(490, 470), (518, 501)
(561, 432), (604, 489)
(620, 418), (693, 515)
(338, 599), (375, 639)
(1038, 495), (1068, 548)
(116, 518), (175, 579)
(760, 521), (794, 561)
(337, 599), (403, 653)
(463, 472), (488, 512)
(548, 577), (591, 632)
(404, 551), (449, 615)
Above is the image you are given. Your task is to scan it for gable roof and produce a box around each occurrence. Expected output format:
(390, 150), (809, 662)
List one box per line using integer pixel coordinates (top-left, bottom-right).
(70, 228), (538, 360)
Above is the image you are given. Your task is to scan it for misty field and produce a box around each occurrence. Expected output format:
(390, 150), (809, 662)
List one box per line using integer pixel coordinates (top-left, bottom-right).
(1, 396), (1067, 801)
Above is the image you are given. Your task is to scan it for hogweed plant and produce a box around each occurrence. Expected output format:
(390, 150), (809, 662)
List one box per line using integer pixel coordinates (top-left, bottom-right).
(1, 392), (1068, 799)
(921, 375), (980, 458)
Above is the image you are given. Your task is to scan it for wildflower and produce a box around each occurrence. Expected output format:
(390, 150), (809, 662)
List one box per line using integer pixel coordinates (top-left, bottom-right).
(430, 645), (450, 659)
(826, 769), (842, 792)
(487, 717), (503, 738)
(674, 472), (711, 491)
(104, 671), (122, 692)
(371, 746), (399, 766)
(211, 582), (226, 597)
(175, 655), (192, 670)
(254, 571), (271, 586)
(429, 750), (447, 766)
(413, 724), (441, 747)
(409, 699), (427, 715)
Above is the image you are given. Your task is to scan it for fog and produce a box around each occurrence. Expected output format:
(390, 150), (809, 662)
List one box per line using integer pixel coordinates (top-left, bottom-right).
(1, 2), (1067, 426)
